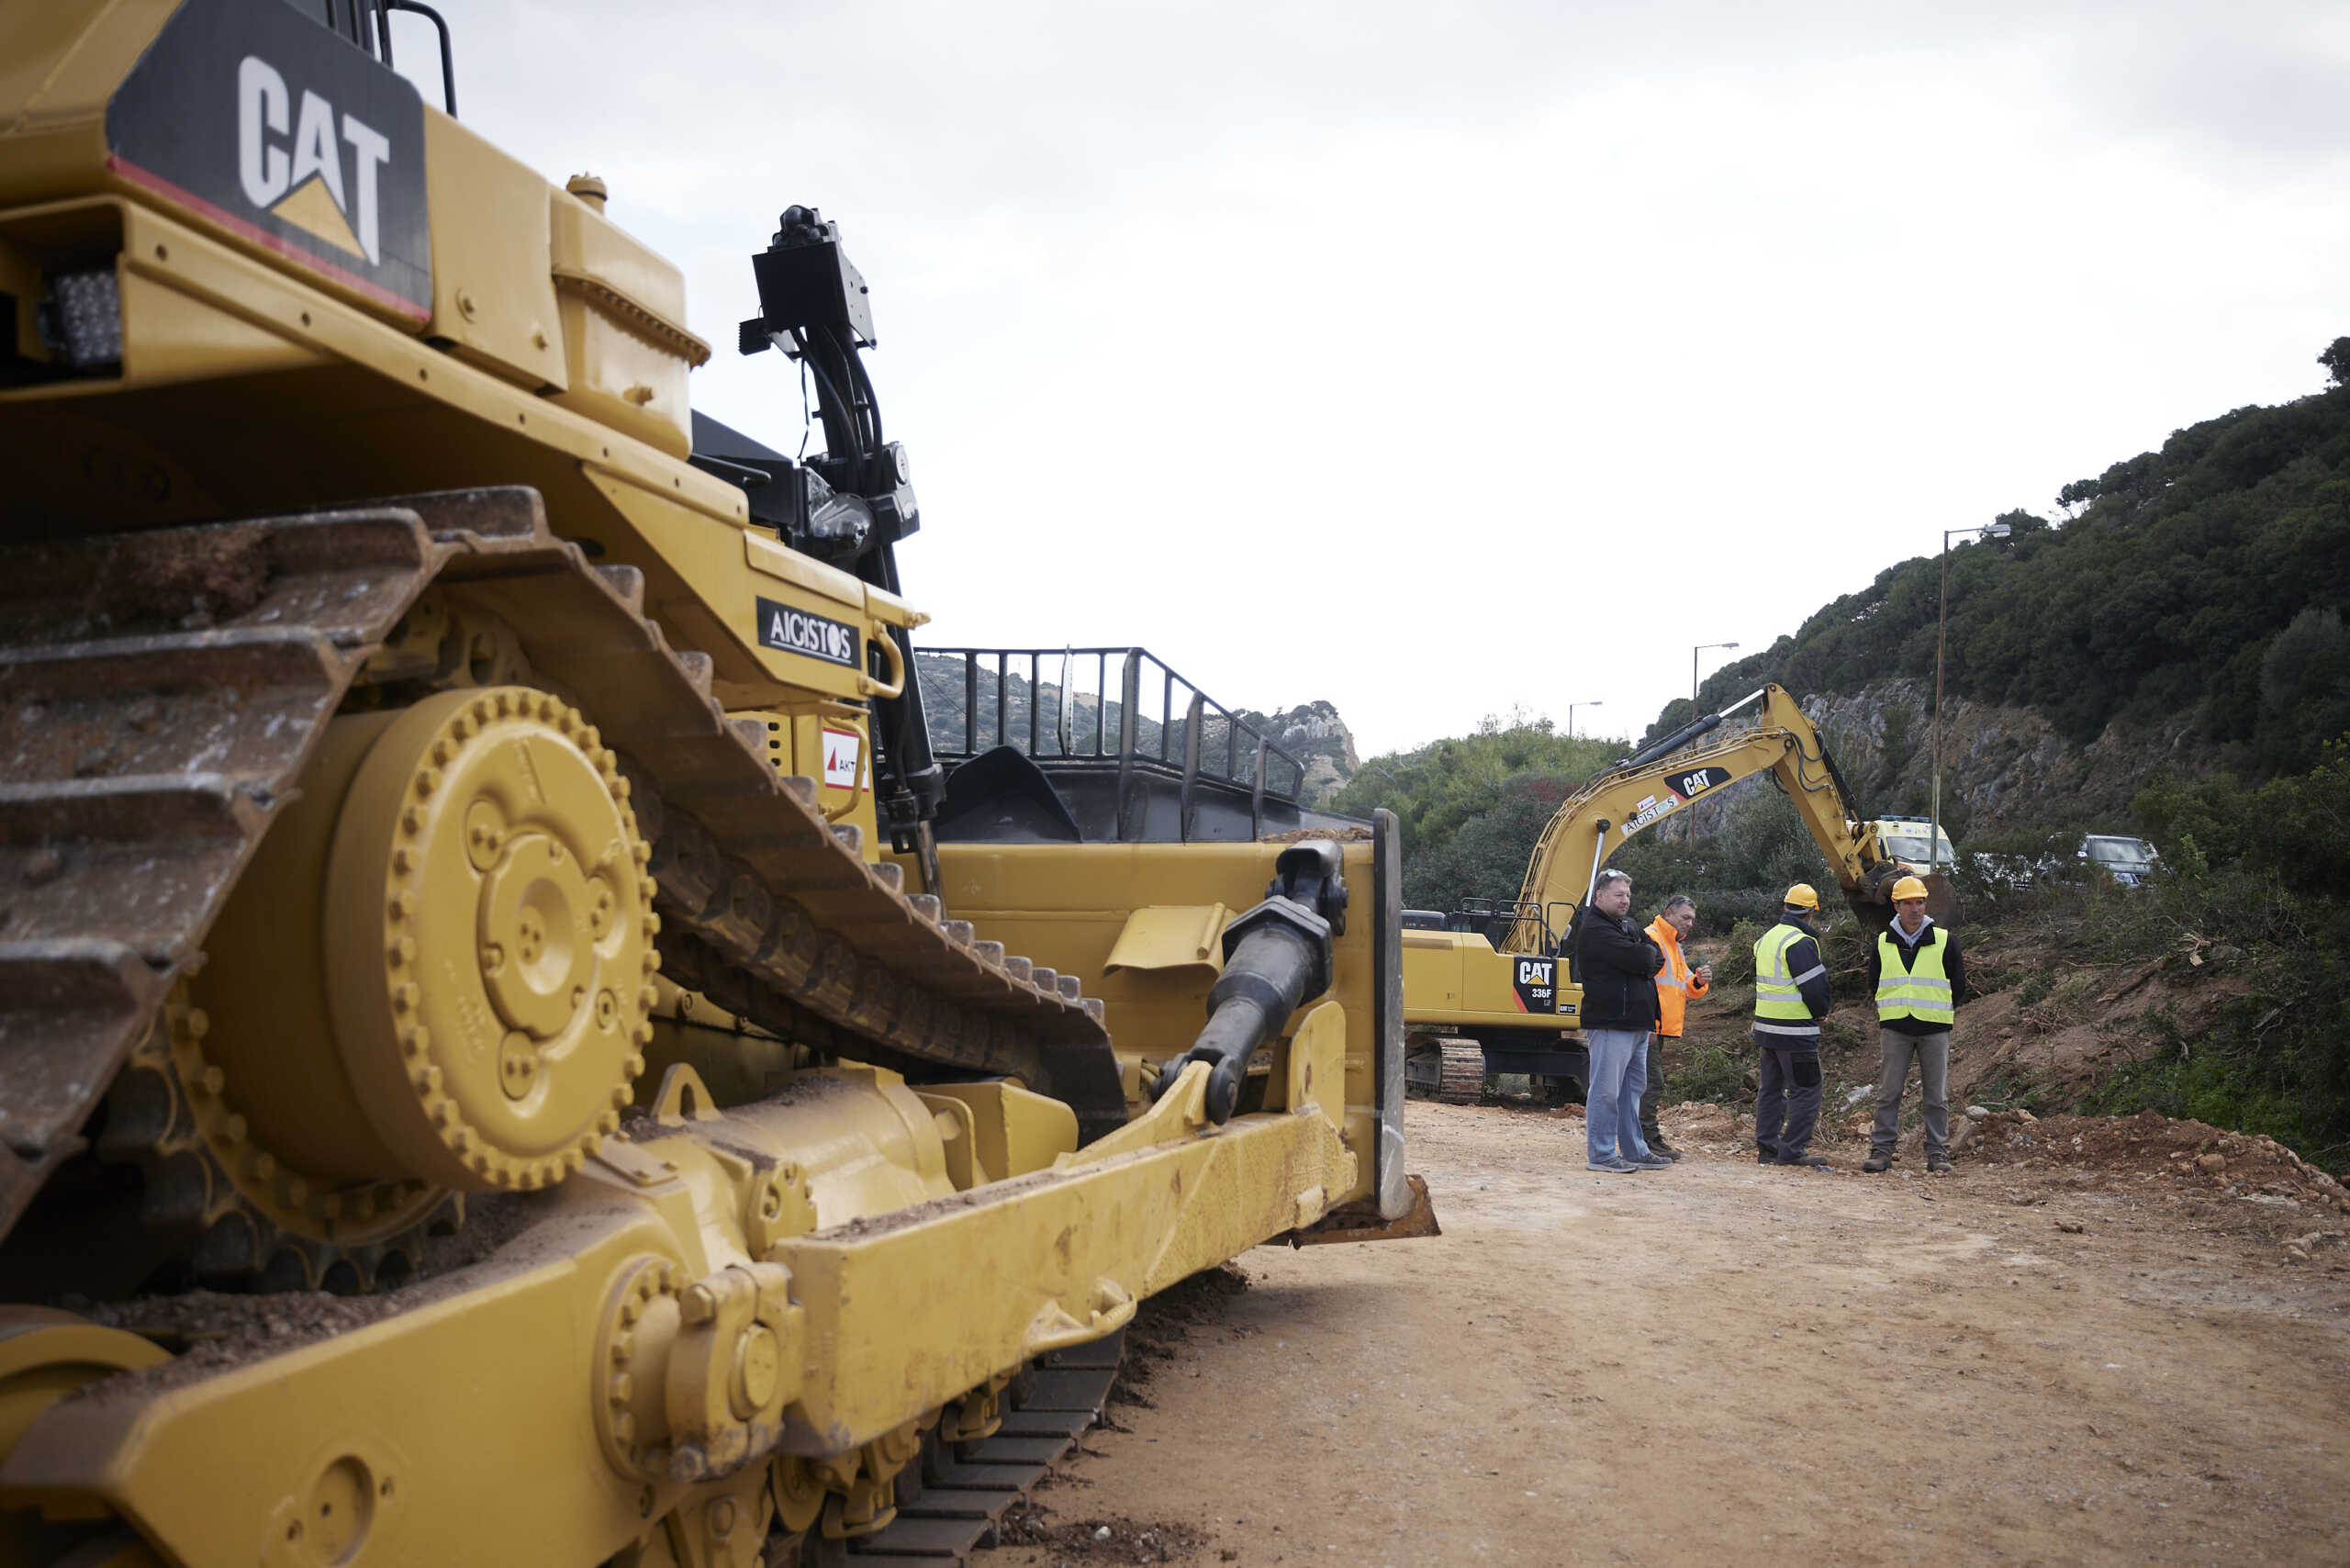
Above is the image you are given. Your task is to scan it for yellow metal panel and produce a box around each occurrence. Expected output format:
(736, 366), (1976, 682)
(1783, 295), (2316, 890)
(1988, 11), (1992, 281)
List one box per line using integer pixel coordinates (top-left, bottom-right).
(778, 1104), (1354, 1447)
(931, 838), (1381, 1207)
(1405, 1005), (1581, 1033)
(547, 286), (691, 455)
(1461, 945), (1531, 1015)
(420, 111), (567, 392)
(1102, 903), (1228, 976)
(742, 530), (866, 616)
(1272, 1000), (1347, 1121)
(546, 180), (693, 333)
(862, 580), (925, 631)
(0, 1212), (676, 1568)
(726, 703), (879, 844)
(117, 255), (324, 384)
(587, 467), (869, 703)
(917, 1081), (1079, 1183)
(0, 1), (176, 164)
(545, 184), (701, 456)
(1400, 931), (1463, 1012)
(0, 1087), (1356, 1557)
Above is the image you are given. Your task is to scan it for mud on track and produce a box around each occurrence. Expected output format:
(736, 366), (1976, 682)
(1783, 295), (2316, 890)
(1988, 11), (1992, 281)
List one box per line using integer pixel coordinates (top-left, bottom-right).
(981, 1100), (2350, 1567)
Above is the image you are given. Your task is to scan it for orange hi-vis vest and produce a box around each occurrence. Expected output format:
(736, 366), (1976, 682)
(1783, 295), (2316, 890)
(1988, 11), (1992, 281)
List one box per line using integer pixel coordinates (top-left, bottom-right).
(1646, 915), (1709, 1037)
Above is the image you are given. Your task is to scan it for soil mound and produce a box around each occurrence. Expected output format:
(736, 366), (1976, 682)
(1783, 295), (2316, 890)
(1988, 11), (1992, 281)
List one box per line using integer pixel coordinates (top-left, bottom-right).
(1956, 1105), (2350, 1213)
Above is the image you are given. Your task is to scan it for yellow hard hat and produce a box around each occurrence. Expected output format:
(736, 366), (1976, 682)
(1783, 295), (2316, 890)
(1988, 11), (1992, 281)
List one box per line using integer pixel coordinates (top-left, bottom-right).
(1891, 875), (1930, 902)
(1783, 883), (1820, 910)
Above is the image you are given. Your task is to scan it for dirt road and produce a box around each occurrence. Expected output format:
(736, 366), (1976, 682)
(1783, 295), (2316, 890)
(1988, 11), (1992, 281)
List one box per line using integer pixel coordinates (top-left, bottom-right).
(986, 1101), (2350, 1567)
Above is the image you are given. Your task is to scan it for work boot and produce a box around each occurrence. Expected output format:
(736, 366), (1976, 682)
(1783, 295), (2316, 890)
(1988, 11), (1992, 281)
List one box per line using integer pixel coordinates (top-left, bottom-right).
(1774, 1153), (1834, 1170)
(1646, 1138), (1683, 1161)
(1862, 1151), (1892, 1173)
(1755, 1148), (1779, 1165)
(1926, 1152), (1953, 1173)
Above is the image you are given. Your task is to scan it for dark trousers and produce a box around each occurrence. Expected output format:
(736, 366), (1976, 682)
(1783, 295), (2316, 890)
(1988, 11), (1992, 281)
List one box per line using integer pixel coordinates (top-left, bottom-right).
(1755, 1043), (1822, 1159)
(1639, 1032), (1670, 1145)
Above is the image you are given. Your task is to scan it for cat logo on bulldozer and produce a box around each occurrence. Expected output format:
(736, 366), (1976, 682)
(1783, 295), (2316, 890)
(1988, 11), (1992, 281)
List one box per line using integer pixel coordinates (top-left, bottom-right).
(105, 0), (431, 316)
(237, 56), (391, 266)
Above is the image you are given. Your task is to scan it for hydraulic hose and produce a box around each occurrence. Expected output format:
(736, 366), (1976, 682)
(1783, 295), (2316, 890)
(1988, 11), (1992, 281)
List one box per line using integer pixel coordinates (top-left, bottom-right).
(1154, 841), (1348, 1124)
(1181, 918), (1325, 1122)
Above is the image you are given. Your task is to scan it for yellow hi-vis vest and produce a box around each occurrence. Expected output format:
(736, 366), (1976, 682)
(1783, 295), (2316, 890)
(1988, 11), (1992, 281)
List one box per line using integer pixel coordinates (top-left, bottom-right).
(1875, 925), (1955, 1026)
(1752, 922), (1821, 1035)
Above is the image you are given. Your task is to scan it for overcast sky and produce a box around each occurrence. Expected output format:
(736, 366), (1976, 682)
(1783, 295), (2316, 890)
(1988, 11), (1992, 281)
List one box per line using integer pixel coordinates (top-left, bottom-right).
(397, 2), (2350, 756)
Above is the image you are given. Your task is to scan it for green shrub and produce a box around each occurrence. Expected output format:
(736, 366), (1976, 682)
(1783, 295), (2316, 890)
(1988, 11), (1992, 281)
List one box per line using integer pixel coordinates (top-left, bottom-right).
(1674, 1040), (1750, 1104)
(1713, 920), (1762, 986)
(2068, 755), (2350, 1170)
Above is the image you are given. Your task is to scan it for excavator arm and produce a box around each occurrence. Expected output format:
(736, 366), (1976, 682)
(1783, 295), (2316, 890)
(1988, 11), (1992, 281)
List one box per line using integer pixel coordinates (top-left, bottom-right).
(1503, 685), (1927, 953)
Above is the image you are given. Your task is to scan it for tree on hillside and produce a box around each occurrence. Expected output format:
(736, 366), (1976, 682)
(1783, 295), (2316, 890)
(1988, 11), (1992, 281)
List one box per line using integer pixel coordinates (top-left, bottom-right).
(1329, 713), (1624, 896)
(2258, 608), (2350, 772)
(1403, 772), (1579, 913)
(1634, 340), (2350, 769)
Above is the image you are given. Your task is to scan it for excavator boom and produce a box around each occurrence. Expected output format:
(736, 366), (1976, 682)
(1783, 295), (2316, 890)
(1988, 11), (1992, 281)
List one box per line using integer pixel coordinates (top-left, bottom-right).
(1505, 684), (1945, 951)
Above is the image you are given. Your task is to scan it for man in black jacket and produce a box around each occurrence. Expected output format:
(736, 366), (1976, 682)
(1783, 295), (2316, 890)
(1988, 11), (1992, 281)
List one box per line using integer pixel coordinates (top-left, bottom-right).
(1572, 869), (1672, 1173)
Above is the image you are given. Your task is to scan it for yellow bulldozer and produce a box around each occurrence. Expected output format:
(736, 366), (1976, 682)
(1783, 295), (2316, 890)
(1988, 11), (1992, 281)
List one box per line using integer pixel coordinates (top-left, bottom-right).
(1403, 684), (1946, 1102)
(0, 5), (1432, 1565)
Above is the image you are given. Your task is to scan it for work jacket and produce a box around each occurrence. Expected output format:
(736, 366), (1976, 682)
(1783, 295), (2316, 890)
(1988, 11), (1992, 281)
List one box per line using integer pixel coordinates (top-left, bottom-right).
(1751, 913), (1830, 1047)
(1867, 916), (1966, 1036)
(1646, 915), (1709, 1037)
(1572, 904), (1665, 1031)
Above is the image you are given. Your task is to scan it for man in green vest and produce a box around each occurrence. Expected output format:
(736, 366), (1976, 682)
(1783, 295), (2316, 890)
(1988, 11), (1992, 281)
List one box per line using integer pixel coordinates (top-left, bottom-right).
(1862, 876), (1967, 1174)
(1752, 883), (1833, 1169)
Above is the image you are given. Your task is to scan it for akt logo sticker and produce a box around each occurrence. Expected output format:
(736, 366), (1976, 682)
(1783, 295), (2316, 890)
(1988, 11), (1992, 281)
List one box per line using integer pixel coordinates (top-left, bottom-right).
(822, 729), (863, 790)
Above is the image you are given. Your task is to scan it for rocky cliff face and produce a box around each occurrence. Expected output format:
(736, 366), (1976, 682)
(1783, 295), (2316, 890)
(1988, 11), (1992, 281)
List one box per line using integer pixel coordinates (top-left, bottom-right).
(1798, 678), (2196, 834)
(1683, 678), (2198, 839)
(1233, 701), (1360, 806)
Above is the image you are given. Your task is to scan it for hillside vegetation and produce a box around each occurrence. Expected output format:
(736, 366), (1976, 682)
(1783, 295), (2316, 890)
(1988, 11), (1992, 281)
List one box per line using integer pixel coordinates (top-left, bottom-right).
(1649, 339), (2350, 773)
(1337, 341), (2350, 1168)
(1325, 715), (1623, 911)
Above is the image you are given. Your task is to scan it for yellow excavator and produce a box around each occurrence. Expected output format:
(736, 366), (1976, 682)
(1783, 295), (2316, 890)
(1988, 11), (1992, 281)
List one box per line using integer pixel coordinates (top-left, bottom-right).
(0, 6), (1432, 1565)
(1403, 684), (1945, 1102)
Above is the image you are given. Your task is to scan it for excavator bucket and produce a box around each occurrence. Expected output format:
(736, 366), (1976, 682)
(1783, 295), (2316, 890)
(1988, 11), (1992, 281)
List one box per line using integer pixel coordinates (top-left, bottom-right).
(1843, 873), (1963, 932)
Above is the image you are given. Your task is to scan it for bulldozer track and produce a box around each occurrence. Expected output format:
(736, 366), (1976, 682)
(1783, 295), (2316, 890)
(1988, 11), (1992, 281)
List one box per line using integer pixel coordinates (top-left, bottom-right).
(841, 1330), (1123, 1564)
(0, 488), (1125, 1250)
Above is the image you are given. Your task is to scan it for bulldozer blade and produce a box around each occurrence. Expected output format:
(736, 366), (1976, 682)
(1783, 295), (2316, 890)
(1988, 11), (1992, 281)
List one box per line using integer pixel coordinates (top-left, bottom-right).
(1276, 1174), (1441, 1247)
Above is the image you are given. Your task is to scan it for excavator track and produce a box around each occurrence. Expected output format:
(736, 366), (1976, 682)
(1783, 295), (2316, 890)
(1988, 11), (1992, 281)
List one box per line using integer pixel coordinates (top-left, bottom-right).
(0, 488), (1125, 1253)
(1403, 1036), (1484, 1103)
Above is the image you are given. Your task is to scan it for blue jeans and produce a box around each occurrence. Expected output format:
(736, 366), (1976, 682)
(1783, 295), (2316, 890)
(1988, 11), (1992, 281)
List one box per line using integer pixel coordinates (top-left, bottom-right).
(1584, 1028), (1653, 1164)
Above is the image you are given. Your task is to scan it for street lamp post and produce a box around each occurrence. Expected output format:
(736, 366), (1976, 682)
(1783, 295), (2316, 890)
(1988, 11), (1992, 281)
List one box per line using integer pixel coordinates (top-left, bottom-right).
(1566, 700), (1602, 739)
(1689, 641), (1740, 844)
(1931, 522), (2013, 872)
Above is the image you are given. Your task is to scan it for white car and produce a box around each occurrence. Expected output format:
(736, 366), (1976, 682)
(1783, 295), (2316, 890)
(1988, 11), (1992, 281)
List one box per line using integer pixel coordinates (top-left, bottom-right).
(2081, 834), (2161, 887)
(1869, 815), (1955, 874)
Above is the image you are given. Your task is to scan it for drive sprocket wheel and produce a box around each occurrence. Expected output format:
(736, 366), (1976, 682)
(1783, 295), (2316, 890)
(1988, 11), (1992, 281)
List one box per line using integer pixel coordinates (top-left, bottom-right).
(320, 686), (659, 1192)
(157, 686), (656, 1290)
(98, 991), (456, 1293)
